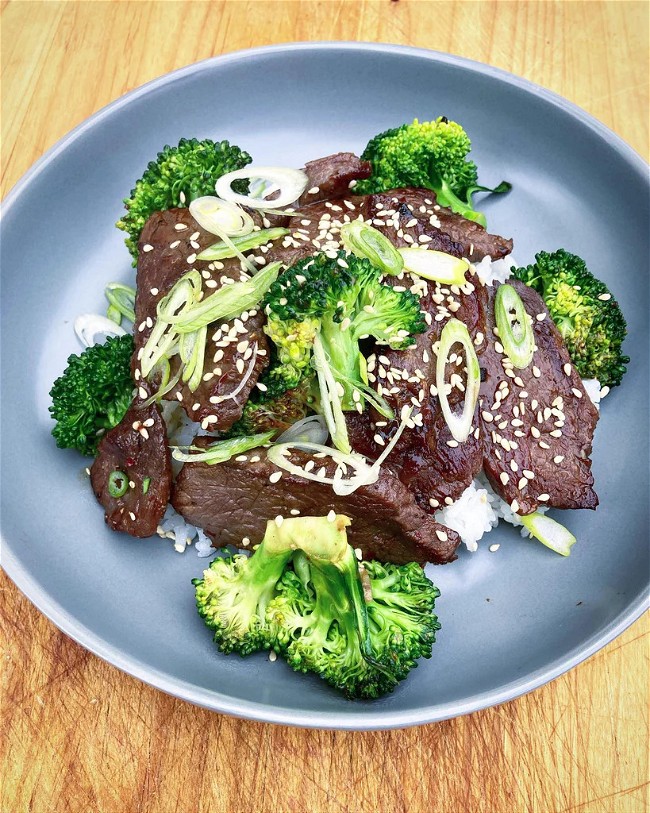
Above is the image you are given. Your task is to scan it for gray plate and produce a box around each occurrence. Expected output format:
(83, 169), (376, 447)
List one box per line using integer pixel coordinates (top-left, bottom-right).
(2, 43), (648, 730)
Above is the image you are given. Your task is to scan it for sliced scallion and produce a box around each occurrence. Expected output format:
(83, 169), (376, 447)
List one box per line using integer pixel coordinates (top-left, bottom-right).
(340, 222), (404, 276)
(520, 512), (577, 556)
(171, 431), (275, 464)
(399, 248), (470, 285)
(197, 228), (290, 261)
(108, 470), (128, 498)
(189, 196), (254, 237)
(215, 166), (308, 210)
(312, 333), (352, 455)
(142, 477), (151, 495)
(165, 261), (281, 334)
(494, 284), (534, 368)
(105, 282), (136, 324)
(436, 318), (480, 443)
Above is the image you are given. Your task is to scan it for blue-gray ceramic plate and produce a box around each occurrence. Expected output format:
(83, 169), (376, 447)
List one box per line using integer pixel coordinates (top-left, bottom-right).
(2, 43), (648, 729)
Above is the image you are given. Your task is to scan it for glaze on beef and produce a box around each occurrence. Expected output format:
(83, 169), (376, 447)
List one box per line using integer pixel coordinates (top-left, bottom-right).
(297, 152), (372, 206)
(172, 444), (460, 564)
(479, 280), (599, 514)
(135, 209), (269, 431)
(91, 403), (171, 537)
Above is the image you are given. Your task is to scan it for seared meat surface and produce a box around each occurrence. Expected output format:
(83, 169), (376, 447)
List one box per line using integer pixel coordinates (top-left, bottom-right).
(297, 152), (372, 206)
(479, 280), (599, 514)
(91, 403), (171, 537)
(346, 266), (487, 509)
(172, 444), (460, 564)
(135, 208), (269, 431)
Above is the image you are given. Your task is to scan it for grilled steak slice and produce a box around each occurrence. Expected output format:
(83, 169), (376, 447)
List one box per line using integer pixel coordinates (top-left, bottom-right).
(91, 403), (171, 537)
(172, 445), (460, 564)
(297, 152), (372, 206)
(372, 188), (513, 261)
(480, 280), (599, 514)
(347, 267), (487, 510)
(134, 208), (270, 431)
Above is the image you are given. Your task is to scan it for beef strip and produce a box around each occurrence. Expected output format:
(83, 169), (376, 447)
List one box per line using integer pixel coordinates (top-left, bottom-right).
(134, 208), (270, 431)
(370, 188), (513, 261)
(479, 280), (599, 514)
(90, 402), (171, 537)
(297, 152), (372, 206)
(172, 444), (460, 565)
(346, 266), (488, 509)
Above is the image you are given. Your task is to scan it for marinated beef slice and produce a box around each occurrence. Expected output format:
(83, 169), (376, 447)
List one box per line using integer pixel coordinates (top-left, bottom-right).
(346, 267), (487, 509)
(297, 152), (372, 206)
(90, 403), (171, 537)
(479, 280), (599, 514)
(172, 445), (460, 565)
(134, 208), (269, 431)
(369, 188), (513, 261)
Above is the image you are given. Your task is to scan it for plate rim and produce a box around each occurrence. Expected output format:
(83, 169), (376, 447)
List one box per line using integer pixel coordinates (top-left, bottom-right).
(2, 41), (649, 730)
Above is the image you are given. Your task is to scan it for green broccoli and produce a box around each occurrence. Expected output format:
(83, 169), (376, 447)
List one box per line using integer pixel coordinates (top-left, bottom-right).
(116, 137), (252, 263)
(49, 334), (134, 456)
(233, 376), (315, 435)
(513, 249), (629, 388)
(193, 515), (441, 699)
(264, 251), (426, 412)
(355, 117), (510, 227)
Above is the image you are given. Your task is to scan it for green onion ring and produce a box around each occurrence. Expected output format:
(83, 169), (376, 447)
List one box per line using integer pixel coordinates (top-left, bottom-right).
(436, 318), (480, 443)
(108, 470), (129, 498)
(340, 222), (404, 276)
(494, 284), (535, 368)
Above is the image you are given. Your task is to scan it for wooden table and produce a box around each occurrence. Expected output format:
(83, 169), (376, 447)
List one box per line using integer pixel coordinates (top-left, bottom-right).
(2, 2), (648, 811)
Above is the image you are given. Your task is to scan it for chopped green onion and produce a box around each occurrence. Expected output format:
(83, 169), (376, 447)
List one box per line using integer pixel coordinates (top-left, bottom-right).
(215, 166), (308, 210)
(188, 196), (254, 237)
(520, 512), (577, 556)
(171, 431), (275, 464)
(436, 318), (480, 442)
(340, 222), (404, 276)
(108, 470), (128, 498)
(197, 228), (290, 261)
(399, 248), (470, 285)
(142, 477), (151, 495)
(106, 304), (122, 325)
(105, 282), (136, 323)
(312, 333), (351, 455)
(494, 284), (535, 368)
(165, 261), (281, 334)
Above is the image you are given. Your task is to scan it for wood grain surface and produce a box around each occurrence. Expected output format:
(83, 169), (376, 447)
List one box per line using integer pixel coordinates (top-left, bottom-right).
(1, 2), (648, 812)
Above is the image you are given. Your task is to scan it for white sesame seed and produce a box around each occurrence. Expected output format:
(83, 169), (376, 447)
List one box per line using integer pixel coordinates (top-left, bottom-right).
(537, 493), (550, 502)
(435, 529), (448, 542)
(327, 510), (337, 523)
(563, 363), (572, 376)
(598, 293), (612, 301)
(510, 499), (520, 512)
(129, 512), (136, 521)
(174, 223), (188, 231)
(499, 472), (510, 485)
(269, 471), (282, 484)
(274, 514), (284, 526)
(489, 544), (500, 552)
(142, 244), (153, 253)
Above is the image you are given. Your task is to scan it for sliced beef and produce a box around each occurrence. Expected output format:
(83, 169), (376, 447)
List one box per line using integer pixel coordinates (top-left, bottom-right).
(479, 280), (599, 514)
(346, 267), (487, 509)
(371, 188), (513, 261)
(134, 208), (270, 431)
(265, 196), (371, 268)
(90, 403), (171, 537)
(172, 444), (460, 565)
(297, 152), (372, 206)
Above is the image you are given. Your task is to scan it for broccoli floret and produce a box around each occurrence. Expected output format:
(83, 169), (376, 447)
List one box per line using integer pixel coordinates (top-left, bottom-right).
(513, 249), (629, 388)
(193, 515), (441, 699)
(264, 252), (425, 411)
(116, 137), (252, 263)
(355, 117), (510, 227)
(233, 377), (315, 435)
(49, 334), (134, 456)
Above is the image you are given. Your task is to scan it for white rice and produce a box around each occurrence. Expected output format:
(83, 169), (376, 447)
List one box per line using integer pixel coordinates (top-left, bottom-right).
(472, 254), (517, 286)
(435, 480), (499, 552)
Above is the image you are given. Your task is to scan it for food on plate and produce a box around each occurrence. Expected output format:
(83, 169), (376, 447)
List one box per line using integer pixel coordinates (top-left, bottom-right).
(192, 514), (440, 699)
(48, 116), (628, 699)
(49, 333), (134, 456)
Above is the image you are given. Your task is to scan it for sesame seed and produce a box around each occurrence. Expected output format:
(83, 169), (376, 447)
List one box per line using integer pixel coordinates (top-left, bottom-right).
(373, 434), (386, 447)
(290, 509), (300, 516)
(537, 493), (550, 502)
(510, 459), (519, 472)
(536, 312), (546, 321)
(598, 293), (612, 301)
(510, 499), (520, 512)
(489, 544), (500, 553)
(274, 515), (284, 527)
(550, 429), (563, 438)
(326, 510), (337, 523)
(572, 388), (583, 398)
(482, 411), (494, 423)
(530, 426), (541, 438)
(129, 512), (136, 521)
(435, 529), (448, 542)
(446, 440), (459, 448)
(174, 223), (188, 231)
(500, 472), (510, 485)
(143, 244), (153, 253)
(269, 471), (282, 484)
(138, 386), (147, 399)
(563, 363), (572, 376)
